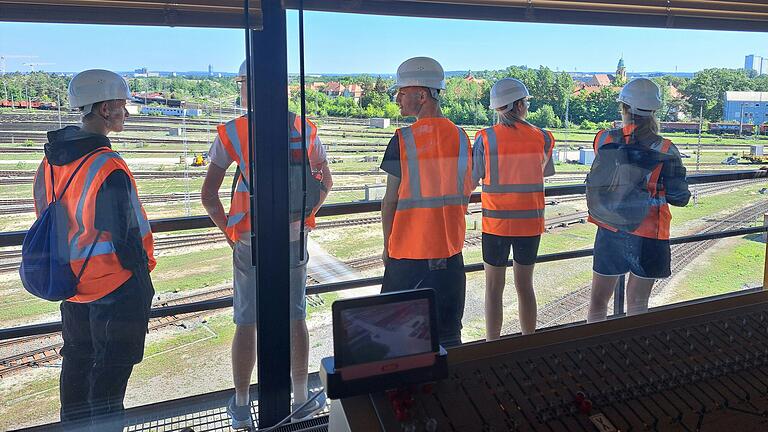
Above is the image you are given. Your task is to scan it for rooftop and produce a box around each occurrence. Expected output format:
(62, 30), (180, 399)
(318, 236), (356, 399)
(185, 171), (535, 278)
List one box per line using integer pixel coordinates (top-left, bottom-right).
(724, 91), (768, 102)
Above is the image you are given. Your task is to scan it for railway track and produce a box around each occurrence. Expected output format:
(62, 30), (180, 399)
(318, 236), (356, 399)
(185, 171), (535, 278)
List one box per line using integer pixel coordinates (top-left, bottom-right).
(3, 179), (760, 272)
(0, 232), (228, 274)
(0, 131), (210, 146)
(0, 191), (231, 215)
(0, 286), (235, 377)
(503, 198), (768, 335)
(321, 212), (593, 273)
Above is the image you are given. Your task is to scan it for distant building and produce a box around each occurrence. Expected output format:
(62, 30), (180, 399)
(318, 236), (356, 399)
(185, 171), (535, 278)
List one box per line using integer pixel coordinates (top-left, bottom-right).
(133, 67), (159, 78)
(208, 64), (213, 76)
(308, 82), (326, 91)
(587, 74), (613, 87)
(324, 81), (344, 97)
(723, 91), (768, 124)
(615, 56), (627, 84)
(581, 56), (627, 88)
(463, 70), (485, 85)
(343, 84), (363, 102)
(745, 55), (765, 75)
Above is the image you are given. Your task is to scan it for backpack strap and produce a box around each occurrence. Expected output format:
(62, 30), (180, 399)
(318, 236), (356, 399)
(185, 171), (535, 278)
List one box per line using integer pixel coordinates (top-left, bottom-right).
(230, 166), (243, 201)
(75, 230), (102, 283)
(50, 147), (111, 203)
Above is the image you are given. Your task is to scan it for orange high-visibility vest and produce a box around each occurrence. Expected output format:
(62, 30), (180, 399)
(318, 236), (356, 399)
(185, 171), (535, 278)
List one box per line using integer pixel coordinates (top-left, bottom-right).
(218, 113), (319, 242)
(33, 148), (156, 303)
(588, 126), (673, 240)
(388, 118), (473, 259)
(476, 122), (554, 237)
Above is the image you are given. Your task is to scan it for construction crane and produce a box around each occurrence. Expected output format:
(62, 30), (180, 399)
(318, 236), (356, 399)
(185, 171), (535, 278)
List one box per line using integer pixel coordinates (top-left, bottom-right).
(23, 62), (54, 72)
(0, 55), (35, 74)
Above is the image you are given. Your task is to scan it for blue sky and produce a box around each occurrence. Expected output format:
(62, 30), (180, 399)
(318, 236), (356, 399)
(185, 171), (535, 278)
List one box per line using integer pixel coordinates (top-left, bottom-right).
(1, 11), (767, 75)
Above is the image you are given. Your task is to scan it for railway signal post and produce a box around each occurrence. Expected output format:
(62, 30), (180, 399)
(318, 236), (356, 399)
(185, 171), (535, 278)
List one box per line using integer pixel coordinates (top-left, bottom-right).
(697, 98), (706, 172)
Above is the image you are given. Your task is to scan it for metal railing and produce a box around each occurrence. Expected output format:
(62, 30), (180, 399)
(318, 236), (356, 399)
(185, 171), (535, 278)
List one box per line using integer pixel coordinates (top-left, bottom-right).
(1, 169), (766, 340)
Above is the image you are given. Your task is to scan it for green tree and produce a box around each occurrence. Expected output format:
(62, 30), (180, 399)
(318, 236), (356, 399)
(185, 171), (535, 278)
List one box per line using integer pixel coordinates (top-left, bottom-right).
(684, 68), (754, 121)
(527, 105), (562, 128)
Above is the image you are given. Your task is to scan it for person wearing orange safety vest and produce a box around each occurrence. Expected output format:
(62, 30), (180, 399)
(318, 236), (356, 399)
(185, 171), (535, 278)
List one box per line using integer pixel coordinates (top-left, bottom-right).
(31, 69), (155, 429)
(586, 78), (690, 323)
(380, 57), (473, 348)
(472, 78), (555, 340)
(200, 60), (332, 428)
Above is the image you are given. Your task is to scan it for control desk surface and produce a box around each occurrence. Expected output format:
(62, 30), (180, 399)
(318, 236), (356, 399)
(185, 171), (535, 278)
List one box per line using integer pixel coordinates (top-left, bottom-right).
(337, 290), (768, 432)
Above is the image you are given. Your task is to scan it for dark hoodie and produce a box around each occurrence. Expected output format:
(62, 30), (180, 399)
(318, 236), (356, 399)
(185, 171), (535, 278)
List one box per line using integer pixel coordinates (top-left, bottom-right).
(45, 126), (150, 276)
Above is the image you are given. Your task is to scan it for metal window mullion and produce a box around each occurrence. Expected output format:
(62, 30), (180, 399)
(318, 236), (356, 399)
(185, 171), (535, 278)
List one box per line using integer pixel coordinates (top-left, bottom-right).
(247, 0), (292, 426)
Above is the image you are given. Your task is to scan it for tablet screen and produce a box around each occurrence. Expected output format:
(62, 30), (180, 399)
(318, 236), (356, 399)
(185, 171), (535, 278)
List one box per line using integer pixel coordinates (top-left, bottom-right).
(337, 298), (433, 367)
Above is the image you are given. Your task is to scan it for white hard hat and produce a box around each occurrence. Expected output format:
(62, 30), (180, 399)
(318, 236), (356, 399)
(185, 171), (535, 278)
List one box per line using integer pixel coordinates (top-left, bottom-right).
(617, 78), (662, 116)
(237, 60), (247, 80)
(391, 57), (445, 91)
(489, 78), (530, 110)
(68, 69), (131, 115)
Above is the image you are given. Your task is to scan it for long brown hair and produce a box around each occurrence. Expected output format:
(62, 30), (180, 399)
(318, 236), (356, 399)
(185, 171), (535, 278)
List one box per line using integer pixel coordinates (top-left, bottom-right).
(620, 102), (660, 141)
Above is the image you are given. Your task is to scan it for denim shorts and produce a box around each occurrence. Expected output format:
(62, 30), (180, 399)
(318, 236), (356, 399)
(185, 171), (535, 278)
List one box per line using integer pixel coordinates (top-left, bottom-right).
(592, 227), (671, 279)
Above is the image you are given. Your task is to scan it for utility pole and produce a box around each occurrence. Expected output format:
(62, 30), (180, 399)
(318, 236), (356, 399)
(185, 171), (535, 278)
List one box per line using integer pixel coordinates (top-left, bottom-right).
(697, 98), (706, 172)
(565, 95), (570, 147)
(740, 103), (745, 137)
(57, 91), (62, 128)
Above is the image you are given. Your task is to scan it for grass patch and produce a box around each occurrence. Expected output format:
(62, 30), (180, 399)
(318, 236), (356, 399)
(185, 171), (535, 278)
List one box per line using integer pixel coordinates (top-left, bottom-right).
(307, 292), (339, 321)
(315, 225), (383, 261)
(151, 246), (233, 294)
(0, 289), (59, 323)
(670, 186), (768, 226)
(0, 372), (60, 431)
(671, 237), (764, 303)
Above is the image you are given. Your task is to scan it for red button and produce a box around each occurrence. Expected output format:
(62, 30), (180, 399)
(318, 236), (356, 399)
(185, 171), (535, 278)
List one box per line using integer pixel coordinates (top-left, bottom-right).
(579, 399), (593, 414)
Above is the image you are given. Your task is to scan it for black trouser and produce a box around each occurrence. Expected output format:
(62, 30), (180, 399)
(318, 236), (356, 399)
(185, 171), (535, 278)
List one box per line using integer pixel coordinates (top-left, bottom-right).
(381, 253), (466, 348)
(59, 272), (153, 430)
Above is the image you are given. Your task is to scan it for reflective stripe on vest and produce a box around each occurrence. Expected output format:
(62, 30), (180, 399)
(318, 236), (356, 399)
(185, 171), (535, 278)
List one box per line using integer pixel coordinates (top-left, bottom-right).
(36, 148), (155, 303)
(479, 123), (552, 236)
(218, 114), (320, 241)
(590, 127), (673, 240)
(388, 118), (472, 259)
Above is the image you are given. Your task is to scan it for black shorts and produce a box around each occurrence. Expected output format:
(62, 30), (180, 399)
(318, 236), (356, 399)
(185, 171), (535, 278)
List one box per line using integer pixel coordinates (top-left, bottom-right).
(482, 233), (541, 267)
(592, 227), (671, 279)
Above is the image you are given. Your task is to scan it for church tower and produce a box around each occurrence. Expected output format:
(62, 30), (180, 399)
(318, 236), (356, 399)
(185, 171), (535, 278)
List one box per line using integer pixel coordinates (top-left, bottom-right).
(616, 56), (627, 84)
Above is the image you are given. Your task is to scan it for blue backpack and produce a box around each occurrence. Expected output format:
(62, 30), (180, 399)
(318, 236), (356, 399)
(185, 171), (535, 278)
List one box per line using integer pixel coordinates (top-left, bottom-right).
(19, 149), (104, 301)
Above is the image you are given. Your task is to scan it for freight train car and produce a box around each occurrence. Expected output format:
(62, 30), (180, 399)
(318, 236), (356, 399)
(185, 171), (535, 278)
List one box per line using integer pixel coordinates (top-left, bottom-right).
(708, 122), (755, 135)
(660, 122), (699, 133)
(612, 121), (701, 133)
(132, 95), (185, 108)
(0, 100), (58, 109)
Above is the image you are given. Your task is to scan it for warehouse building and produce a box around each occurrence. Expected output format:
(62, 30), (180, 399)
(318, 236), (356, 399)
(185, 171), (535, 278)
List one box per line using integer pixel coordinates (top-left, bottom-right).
(723, 91), (768, 124)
